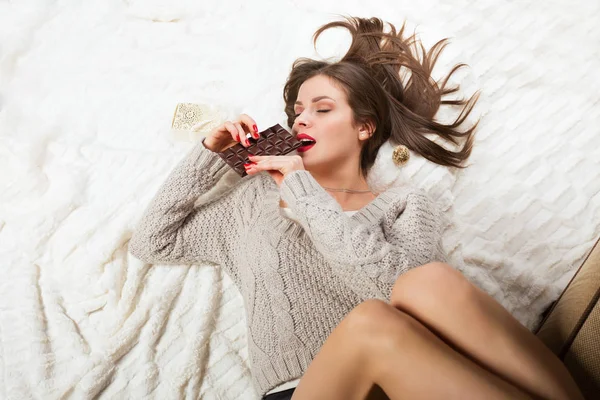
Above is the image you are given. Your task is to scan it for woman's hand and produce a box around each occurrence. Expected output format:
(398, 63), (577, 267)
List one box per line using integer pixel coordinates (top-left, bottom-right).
(245, 155), (306, 187)
(202, 114), (260, 153)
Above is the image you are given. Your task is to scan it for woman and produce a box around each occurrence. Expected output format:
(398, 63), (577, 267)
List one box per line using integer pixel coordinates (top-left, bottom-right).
(129, 17), (583, 399)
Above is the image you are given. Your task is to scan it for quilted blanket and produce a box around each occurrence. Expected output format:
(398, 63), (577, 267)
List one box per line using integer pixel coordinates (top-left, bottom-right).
(1, 0), (599, 398)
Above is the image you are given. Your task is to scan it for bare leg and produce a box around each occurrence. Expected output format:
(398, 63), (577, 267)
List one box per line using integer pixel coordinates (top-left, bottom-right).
(389, 262), (584, 400)
(291, 299), (534, 400)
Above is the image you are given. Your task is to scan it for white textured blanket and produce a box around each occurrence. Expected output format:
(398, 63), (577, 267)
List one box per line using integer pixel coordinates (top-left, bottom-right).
(1, 0), (599, 399)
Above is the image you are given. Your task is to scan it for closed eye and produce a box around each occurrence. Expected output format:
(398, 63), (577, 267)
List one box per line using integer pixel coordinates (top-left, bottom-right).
(293, 110), (330, 118)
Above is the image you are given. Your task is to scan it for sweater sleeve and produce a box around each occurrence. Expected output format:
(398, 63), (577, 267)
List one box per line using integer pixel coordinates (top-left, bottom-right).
(279, 170), (446, 300)
(129, 138), (248, 266)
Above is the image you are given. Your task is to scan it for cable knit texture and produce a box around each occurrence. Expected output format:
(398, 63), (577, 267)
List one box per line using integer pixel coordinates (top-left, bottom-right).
(128, 138), (447, 396)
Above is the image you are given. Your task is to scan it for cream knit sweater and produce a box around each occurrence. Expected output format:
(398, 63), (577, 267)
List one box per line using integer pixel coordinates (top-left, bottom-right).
(129, 138), (446, 396)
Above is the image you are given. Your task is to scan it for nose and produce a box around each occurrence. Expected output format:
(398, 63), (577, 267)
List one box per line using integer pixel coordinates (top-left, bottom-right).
(294, 110), (311, 130)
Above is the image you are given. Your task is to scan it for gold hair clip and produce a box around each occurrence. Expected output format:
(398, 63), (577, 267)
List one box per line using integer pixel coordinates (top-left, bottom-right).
(392, 144), (410, 166)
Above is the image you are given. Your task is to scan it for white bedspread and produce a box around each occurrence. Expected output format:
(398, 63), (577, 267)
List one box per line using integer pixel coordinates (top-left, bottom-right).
(1, 0), (599, 398)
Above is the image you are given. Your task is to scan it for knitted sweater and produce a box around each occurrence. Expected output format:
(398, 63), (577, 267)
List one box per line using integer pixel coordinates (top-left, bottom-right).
(129, 138), (446, 396)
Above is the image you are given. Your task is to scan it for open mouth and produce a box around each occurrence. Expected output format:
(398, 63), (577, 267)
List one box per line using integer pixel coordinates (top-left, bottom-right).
(299, 138), (316, 146)
(298, 139), (316, 153)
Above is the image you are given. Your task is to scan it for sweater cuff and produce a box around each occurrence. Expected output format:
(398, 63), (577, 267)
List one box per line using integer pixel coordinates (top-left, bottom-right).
(280, 169), (329, 207)
(190, 137), (230, 181)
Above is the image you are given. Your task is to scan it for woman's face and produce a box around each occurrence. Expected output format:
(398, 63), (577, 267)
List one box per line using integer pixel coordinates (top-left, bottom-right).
(292, 74), (362, 172)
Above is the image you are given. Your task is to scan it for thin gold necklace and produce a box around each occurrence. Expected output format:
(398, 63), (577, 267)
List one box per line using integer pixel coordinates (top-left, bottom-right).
(322, 187), (373, 193)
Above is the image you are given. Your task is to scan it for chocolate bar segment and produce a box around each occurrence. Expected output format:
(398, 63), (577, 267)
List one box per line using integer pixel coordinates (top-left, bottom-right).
(217, 124), (303, 177)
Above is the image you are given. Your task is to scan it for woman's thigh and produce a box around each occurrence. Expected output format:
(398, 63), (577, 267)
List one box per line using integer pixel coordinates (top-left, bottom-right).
(291, 299), (532, 400)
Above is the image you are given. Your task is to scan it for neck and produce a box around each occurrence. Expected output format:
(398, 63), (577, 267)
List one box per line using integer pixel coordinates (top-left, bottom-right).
(308, 168), (375, 204)
(308, 162), (371, 189)
(278, 167), (377, 211)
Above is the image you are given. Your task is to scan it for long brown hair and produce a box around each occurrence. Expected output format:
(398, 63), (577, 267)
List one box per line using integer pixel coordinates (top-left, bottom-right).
(283, 16), (480, 178)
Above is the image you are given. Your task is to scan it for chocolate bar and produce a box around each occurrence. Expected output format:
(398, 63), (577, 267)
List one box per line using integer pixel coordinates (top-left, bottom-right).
(217, 124), (304, 177)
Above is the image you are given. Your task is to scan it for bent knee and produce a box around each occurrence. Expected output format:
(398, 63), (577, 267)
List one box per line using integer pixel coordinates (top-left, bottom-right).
(344, 299), (415, 336)
(391, 262), (473, 305)
(345, 299), (392, 328)
(392, 262), (459, 293)
(413, 262), (463, 284)
(343, 299), (421, 354)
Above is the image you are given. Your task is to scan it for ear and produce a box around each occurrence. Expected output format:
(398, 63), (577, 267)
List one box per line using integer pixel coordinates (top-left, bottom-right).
(358, 120), (375, 139)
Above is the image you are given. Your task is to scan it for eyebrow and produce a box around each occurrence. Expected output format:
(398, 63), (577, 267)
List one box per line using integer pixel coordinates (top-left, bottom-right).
(294, 96), (336, 106)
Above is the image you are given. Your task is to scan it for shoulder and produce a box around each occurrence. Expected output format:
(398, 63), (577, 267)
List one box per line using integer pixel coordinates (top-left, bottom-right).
(383, 185), (441, 221)
(386, 183), (422, 196)
(385, 184), (434, 206)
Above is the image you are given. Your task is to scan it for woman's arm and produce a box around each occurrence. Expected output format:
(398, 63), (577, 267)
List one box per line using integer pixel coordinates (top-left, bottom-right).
(129, 138), (251, 266)
(279, 170), (446, 299)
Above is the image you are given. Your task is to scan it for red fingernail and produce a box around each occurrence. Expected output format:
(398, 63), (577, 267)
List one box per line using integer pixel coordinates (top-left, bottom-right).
(244, 163), (252, 167)
(235, 134), (239, 141)
(253, 125), (258, 133)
